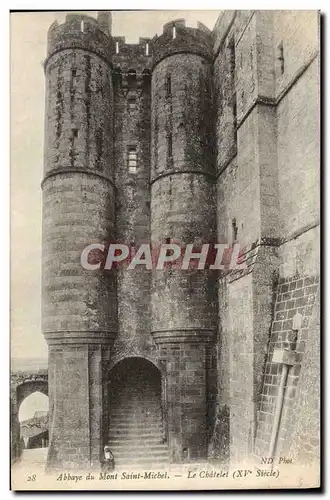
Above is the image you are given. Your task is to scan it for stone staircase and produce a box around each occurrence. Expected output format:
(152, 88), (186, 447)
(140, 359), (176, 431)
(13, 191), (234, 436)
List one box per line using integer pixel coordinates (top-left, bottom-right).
(20, 447), (48, 465)
(108, 397), (169, 469)
(12, 447), (48, 473)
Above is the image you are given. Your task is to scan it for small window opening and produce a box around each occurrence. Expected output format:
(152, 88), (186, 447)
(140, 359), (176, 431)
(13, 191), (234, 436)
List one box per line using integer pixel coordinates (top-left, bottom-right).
(229, 38), (235, 73)
(96, 128), (103, 169)
(128, 147), (137, 173)
(127, 69), (137, 87)
(166, 75), (171, 97)
(165, 237), (171, 244)
(146, 42), (149, 56)
(277, 42), (284, 75)
(72, 68), (77, 85)
(172, 26), (176, 39)
(113, 67), (122, 86)
(233, 92), (237, 138)
(80, 20), (84, 33)
(232, 218), (238, 243)
(116, 41), (119, 54)
(142, 69), (151, 86)
(128, 97), (136, 112)
(167, 134), (172, 158)
(72, 128), (79, 152)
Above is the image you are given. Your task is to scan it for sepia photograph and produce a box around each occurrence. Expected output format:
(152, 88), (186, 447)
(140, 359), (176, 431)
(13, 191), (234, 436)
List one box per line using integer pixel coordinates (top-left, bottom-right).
(10, 8), (320, 491)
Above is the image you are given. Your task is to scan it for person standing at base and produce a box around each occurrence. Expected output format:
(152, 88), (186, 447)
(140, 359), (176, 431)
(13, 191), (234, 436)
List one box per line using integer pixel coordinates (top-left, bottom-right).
(102, 445), (115, 472)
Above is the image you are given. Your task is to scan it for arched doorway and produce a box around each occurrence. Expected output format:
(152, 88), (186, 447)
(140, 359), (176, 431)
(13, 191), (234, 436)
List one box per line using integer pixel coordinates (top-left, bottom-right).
(19, 391), (49, 450)
(12, 381), (49, 468)
(108, 357), (169, 468)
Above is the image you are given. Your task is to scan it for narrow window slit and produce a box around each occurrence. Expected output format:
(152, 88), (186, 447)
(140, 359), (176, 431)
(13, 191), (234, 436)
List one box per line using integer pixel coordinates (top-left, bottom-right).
(166, 75), (171, 97)
(128, 97), (136, 112)
(72, 68), (77, 85)
(233, 92), (237, 138)
(277, 42), (285, 75)
(167, 134), (172, 158)
(128, 147), (137, 173)
(232, 218), (238, 243)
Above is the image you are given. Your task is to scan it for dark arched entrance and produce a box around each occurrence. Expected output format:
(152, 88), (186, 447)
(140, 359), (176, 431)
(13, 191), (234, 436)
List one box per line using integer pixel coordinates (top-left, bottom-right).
(108, 357), (169, 468)
(11, 379), (49, 466)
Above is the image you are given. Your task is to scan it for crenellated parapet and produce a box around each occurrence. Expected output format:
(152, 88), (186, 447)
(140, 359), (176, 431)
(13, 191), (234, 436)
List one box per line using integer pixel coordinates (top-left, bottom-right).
(152, 19), (213, 69)
(113, 36), (152, 60)
(112, 37), (152, 90)
(112, 66), (152, 90)
(46, 13), (113, 66)
(11, 370), (48, 392)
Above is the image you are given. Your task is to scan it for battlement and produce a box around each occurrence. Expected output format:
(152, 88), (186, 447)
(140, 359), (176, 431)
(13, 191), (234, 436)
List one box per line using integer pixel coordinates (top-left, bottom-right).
(162, 18), (186, 34)
(112, 36), (152, 61)
(112, 66), (152, 89)
(46, 12), (113, 65)
(152, 19), (213, 68)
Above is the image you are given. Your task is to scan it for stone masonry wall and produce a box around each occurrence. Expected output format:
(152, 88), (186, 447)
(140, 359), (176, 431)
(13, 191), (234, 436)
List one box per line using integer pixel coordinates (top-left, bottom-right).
(253, 11), (320, 462)
(210, 10), (319, 466)
(40, 10), (320, 470)
(254, 273), (319, 459)
(150, 38), (217, 463)
(42, 173), (116, 337)
(47, 344), (111, 470)
(289, 286), (320, 465)
(112, 47), (154, 364)
(44, 49), (113, 177)
(158, 341), (209, 462)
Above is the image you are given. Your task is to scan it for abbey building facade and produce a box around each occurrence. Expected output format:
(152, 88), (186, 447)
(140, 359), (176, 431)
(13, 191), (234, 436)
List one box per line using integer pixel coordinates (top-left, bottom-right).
(40, 10), (320, 470)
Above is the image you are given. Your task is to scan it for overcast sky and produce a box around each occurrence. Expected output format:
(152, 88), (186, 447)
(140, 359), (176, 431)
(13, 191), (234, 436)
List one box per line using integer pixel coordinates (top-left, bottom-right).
(10, 10), (220, 362)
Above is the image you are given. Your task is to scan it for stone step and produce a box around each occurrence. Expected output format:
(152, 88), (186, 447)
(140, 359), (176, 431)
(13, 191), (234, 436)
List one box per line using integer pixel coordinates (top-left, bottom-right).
(111, 453), (169, 463)
(109, 420), (163, 427)
(108, 391), (168, 468)
(110, 413), (163, 419)
(111, 449), (168, 460)
(110, 406), (162, 413)
(110, 435), (164, 442)
(113, 458), (169, 468)
(19, 447), (48, 465)
(110, 410), (162, 417)
(109, 435), (164, 444)
(109, 432), (163, 441)
(110, 398), (160, 403)
(109, 442), (167, 454)
(110, 416), (162, 423)
(109, 424), (163, 433)
(109, 413), (162, 420)
(116, 459), (169, 463)
(109, 425), (163, 432)
(109, 422), (163, 431)
(109, 436), (164, 445)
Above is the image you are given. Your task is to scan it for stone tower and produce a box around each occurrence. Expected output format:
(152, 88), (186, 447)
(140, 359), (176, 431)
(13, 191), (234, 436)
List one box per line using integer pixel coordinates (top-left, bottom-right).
(150, 20), (217, 462)
(41, 10), (320, 473)
(42, 12), (117, 469)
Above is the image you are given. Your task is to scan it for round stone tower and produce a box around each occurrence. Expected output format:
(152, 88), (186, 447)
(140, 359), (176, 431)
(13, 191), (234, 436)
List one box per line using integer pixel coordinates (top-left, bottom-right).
(42, 12), (116, 470)
(150, 20), (217, 462)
